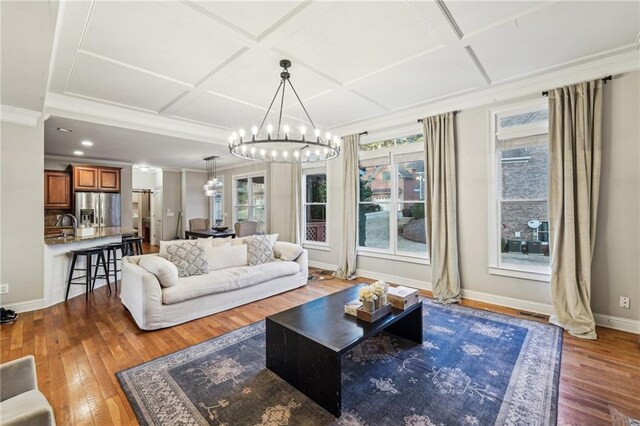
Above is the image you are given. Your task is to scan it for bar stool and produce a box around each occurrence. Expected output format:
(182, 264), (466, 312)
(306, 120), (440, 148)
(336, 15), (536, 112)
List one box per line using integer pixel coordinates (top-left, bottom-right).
(101, 242), (126, 292)
(65, 247), (110, 300)
(123, 237), (144, 256)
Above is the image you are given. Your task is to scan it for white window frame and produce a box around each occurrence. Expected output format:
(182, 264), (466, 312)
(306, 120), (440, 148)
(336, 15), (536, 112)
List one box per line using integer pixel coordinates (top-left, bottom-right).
(488, 99), (550, 282)
(232, 172), (268, 233)
(210, 176), (224, 226)
(357, 141), (428, 263)
(302, 165), (329, 248)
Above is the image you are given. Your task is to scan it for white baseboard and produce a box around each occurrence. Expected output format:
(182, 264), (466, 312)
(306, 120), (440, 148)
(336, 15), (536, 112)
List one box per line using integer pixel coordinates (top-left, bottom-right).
(308, 260), (338, 271)
(594, 313), (640, 335)
(1, 298), (46, 313)
(356, 268), (433, 292)
(351, 269), (639, 335)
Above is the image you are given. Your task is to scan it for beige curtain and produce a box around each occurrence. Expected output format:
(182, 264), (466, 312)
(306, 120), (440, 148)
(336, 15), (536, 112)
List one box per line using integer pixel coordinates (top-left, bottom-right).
(423, 112), (461, 303)
(291, 162), (302, 244)
(334, 134), (359, 280)
(548, 80), (603, 340)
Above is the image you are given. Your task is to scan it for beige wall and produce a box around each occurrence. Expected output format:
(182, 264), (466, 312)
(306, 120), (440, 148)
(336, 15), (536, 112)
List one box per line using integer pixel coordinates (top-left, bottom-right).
(1, 120), (45, 305)
(181, 170), (210, 236)
(306, 71), (640, 322)
(161, 170), (181, 240)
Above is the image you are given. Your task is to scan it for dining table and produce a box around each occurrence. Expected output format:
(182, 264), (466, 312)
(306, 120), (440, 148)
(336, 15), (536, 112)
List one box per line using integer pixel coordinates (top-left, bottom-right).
(184, 229), (236, 239)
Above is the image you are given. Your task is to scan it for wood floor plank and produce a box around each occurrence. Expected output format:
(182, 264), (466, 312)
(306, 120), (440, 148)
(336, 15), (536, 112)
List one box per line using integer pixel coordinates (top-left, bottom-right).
(1, 246), (638, 425)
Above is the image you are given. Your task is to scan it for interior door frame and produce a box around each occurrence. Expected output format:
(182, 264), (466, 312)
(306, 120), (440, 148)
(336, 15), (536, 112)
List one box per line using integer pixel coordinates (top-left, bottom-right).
(151, 186), (163, 245)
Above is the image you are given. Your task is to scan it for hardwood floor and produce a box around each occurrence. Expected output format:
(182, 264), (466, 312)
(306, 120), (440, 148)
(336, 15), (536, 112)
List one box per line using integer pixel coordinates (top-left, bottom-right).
(1, 269), (638, 425)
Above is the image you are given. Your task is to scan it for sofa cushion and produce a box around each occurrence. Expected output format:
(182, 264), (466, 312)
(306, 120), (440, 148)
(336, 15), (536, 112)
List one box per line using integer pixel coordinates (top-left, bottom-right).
(273, 241), (303, 261)
(160, 240), (209, 278)
(162, 261), (300, 305)
(138, 256), (179, 287)
(244, 235), (275, 266)
(206, 244), (248, 271)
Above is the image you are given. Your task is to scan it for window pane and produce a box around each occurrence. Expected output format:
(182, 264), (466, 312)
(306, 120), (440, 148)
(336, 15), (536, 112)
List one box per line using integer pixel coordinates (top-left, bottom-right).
(213, 193), (223, 226)
(252, 206), (266, 233)
(397, 202), (427, 254)
(397, 160), (425, 201)
(499, 109), (548, 128)
(236, 206), (248, 222)
(359, 164), (391, 202)
(359, 133), (424, 151)
(251, 176), (265, 206)
(305, 205), (326, 242)
(501, 144), (548, 200)
(500, 200), (550, 266)
(236, 178), (248, 205)
(359, 203), (389, 249)
(305, 173), (327, 203)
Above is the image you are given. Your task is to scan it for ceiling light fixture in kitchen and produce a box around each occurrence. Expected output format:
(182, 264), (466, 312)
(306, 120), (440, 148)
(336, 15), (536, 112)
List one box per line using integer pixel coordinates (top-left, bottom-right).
(202, 156), (222, 197)
(57, 127), (72, 132)
(73, 150), (84, 156)
(81, 140), (93, 146)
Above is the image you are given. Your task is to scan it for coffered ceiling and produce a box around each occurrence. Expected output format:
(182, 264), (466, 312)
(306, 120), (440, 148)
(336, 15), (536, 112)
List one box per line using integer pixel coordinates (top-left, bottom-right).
(46, 0), (640, 144)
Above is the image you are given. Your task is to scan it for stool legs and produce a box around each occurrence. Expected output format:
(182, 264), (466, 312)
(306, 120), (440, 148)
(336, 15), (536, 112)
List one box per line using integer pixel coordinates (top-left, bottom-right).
(91, 252), (111, 293)
(65, 253), (78, 301)
(86, 254), (93, 300)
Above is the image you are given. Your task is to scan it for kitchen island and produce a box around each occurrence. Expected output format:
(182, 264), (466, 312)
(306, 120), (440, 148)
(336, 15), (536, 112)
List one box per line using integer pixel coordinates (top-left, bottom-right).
(44, 227), (137, 306)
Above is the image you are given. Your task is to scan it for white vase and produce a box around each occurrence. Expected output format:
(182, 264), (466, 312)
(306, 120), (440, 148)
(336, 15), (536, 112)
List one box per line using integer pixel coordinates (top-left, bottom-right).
(380, 293), (387, 306)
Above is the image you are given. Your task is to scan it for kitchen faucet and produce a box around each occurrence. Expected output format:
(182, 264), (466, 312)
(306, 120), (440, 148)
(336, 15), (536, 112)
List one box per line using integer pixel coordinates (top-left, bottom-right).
(56, 213), (78, 237)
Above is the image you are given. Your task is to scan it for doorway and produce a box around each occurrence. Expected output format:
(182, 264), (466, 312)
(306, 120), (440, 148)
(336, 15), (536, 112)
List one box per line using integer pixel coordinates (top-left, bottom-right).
(151, 186), (163, 246)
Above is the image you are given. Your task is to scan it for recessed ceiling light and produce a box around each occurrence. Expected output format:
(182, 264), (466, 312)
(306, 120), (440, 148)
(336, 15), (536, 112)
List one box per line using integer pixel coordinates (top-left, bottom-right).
(57, 127), (72, 132)
(81, 140), (93, 146)
(73, 150), (84, 156)
(139, 167), (149, 172)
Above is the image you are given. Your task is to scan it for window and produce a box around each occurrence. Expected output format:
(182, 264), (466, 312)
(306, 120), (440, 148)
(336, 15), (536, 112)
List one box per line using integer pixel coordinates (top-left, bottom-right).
(359, 133), (424, 152)
(491, 100), (550, 275)
(358, 136), (427, 259)
(302, 169), (327, 243)
(233, 174), (266, 233)
(210, 177), (224, 226)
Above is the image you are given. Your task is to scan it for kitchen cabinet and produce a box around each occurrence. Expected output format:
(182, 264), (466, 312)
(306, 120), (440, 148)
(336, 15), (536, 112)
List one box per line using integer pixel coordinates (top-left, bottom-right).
(44, 170), (71, 209)
(98, 168), (120, 191)
(71, 165), (121, 192)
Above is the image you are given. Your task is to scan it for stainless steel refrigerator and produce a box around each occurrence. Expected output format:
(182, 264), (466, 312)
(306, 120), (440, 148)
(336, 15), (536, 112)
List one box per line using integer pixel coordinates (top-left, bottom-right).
(75, 192), (121, 228)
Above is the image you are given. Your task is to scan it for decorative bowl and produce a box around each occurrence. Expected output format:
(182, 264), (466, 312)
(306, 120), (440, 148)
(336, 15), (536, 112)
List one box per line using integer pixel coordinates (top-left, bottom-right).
(212, 226), (229, 232)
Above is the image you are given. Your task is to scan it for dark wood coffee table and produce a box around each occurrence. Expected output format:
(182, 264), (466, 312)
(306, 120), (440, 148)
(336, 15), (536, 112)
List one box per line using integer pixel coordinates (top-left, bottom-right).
(265, 283), (423, 417)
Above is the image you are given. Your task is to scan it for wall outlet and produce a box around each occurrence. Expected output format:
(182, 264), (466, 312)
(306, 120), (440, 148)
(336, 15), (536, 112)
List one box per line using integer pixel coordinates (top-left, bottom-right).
(0, 284), (8, 295)
(619, 296), (630, 309)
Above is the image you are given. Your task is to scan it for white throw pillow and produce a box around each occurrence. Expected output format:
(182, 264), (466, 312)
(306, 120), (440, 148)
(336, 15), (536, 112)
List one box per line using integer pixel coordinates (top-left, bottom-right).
(273, 241), (303, 261)
(212, 237), (232, 247)
(206, 244), (248, 271)
(138, 255), (179, 287)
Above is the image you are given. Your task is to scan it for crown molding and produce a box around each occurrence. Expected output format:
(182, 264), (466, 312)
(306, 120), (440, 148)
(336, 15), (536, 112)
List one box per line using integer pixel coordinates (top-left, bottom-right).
(43, 92), (229, 145)
(330, 48), (640, 137)
(45, 154), (134, 167)
(1, 105), (42, 126)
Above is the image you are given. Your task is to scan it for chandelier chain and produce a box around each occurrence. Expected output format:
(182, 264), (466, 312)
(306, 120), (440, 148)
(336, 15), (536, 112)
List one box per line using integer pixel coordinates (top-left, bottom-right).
(288, 79), (318, 131)
(277, 77), (287, 139)
(257, 80), (283, 136)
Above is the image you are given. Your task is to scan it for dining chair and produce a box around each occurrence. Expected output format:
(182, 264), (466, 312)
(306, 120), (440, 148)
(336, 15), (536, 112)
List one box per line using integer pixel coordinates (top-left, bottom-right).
(234, 221), (258, 237)
(189, 218), (210, 231)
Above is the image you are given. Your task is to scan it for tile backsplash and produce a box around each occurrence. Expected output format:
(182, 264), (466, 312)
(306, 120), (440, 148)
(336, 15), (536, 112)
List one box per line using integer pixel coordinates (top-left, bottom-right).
(45, 209), (73, 227)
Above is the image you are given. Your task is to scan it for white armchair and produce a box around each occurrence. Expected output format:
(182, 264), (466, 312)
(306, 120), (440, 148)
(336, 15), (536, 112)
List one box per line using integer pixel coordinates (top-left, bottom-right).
(0, 355), (55, 425)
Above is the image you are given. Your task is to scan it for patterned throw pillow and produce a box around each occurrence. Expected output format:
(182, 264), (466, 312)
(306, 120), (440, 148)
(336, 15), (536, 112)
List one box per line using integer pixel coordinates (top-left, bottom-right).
(244, 235), (275, 266)
(160, 240), (209, 278)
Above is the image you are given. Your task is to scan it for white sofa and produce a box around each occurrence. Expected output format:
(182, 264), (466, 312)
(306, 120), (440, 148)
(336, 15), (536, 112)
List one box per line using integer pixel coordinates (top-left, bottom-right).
(120, 244), (308, 330)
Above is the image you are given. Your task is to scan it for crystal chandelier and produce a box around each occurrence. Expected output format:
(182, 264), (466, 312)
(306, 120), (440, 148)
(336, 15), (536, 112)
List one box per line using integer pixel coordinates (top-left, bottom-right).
(202, 155), (223, 197)
(228, 59), (340, 163)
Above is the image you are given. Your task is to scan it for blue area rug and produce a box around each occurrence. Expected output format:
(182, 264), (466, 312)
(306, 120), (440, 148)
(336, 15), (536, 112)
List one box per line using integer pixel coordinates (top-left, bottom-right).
(118, 299), (562, 425)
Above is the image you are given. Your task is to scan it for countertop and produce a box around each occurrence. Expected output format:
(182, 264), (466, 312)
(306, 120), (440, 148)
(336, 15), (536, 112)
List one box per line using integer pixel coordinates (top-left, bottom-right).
(44, 227), (137, 246)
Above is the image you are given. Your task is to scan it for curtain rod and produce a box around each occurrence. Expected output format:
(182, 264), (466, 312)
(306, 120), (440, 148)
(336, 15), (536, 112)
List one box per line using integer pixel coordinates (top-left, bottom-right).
(542, 75), (612, 97)
(416, 110), (459, 124)
(340, 131), (368, 139)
